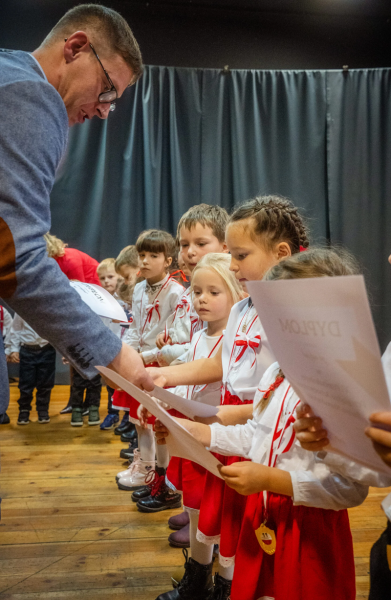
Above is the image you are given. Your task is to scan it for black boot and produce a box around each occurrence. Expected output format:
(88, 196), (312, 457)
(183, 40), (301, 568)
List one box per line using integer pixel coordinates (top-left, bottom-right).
(137, 467), (182, 513)
(131, 485), (152, 502)
(213, 573), (232, 600)
(155, 549), (214, 600)
(120, 424), (137, 442)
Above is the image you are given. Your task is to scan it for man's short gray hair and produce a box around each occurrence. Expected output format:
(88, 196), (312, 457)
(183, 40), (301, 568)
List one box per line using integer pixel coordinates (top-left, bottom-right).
(42, 4), (143, 83)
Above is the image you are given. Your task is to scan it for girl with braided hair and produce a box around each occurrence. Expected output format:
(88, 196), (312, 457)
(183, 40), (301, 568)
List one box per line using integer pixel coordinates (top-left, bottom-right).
(155, 248), (371, 600)
(149, 195), (309, 600)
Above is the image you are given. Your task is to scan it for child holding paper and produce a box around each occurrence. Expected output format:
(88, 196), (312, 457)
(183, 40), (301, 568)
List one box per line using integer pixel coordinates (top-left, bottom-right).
(150, 196), (308, 600)
(155, 248), (376, 600)
(113, 230), (184, 490)
(132, 254), (243, 565)
(155, 204), (229, 367)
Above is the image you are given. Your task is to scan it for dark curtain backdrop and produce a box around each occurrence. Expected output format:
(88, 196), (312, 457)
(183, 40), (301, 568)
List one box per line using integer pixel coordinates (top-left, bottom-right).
(51, 66), (391, 349)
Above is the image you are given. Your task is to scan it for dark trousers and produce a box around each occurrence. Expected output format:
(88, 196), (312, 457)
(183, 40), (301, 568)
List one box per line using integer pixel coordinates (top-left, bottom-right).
(70, 369), (102, 409)
(18, 344), (56, 413)
(369, 519), (391, 599)
(107, 385), (119, 415)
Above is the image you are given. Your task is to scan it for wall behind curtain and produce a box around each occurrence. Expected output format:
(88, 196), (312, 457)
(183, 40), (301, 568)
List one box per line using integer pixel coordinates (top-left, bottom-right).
(50, 66), (391, 349)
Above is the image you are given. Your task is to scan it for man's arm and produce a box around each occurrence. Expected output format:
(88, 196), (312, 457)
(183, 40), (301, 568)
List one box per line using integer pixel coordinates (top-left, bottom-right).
(0, 74), (152, 389)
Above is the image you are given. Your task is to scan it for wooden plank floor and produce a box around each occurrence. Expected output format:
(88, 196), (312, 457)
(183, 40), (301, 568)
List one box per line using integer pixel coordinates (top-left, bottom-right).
(0, 385), (390, 600)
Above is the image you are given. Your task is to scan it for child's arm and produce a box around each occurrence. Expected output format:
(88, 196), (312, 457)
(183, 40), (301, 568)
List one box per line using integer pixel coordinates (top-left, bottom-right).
(155, 418), (212, 447)
(147, 345), (223, 387)
(219, 462), (293, 497)
(195, 403), (254, 426)
(365, 412), (391, 469)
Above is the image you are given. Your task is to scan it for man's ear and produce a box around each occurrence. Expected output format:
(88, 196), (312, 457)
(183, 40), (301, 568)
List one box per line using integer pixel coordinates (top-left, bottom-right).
(63, 31), (90, 63)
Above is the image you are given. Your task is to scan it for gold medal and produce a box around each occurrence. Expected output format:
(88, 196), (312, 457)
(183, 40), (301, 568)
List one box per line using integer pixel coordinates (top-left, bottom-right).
(255, 522), (276, 555)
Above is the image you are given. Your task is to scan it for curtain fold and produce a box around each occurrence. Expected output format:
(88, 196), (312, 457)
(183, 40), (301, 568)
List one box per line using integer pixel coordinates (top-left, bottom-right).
(326, 69), (391, 348)
(50, 65), (391, 347)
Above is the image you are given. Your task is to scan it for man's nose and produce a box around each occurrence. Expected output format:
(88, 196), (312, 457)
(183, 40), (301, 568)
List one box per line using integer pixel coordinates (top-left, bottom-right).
(96, 103), (111, 120)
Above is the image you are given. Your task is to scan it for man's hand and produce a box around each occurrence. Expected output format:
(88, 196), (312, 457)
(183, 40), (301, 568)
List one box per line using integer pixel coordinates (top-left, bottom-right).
(154, 419), (169, 445)
(146, 367), (167, 388)
(218, 462), (271, 496)
(293, 403), (329, 451)
(105, 342), (154, 391)
(365, 412), (391, 469)
(7, 352), (20, 364)
(156, 332), (172, 349)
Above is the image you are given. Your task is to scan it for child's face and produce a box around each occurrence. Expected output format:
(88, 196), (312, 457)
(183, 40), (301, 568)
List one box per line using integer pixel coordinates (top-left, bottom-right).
(117, 264), (139, 286)
(177, 252), (191, 278)
(138, 251), (171, 284)
(192, 267), (233, 326)
(99, 266), (120, 295)
(179, 224), (228, 273)
(226, 219), (291, 292)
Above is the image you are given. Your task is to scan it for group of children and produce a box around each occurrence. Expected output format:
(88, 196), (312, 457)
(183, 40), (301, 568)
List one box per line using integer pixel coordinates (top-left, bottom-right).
(3, 196), (391, 599)
(103, 197), (391, 600)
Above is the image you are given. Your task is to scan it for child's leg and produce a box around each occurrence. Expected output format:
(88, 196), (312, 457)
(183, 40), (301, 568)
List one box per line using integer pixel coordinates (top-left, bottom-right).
(107, 385), (119, 415)
(189, 510), (214, 565)
(35, 345), (56, 415)
(18, 347), (37, 414)
(156, 442), (170, 470)
(85, 374), (102, 408)
(135, 424), (155, 462)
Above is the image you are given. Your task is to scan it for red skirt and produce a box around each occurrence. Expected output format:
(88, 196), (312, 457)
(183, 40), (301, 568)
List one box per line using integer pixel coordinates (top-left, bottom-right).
(167, 456), (207, 511)
(111, 362), (160, 426)
(197, 393), (253, 565)
(231, 492), (356, 600)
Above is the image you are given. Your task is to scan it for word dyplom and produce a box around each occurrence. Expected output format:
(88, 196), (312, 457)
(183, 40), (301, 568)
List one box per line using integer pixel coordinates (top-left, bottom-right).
(279, 319), (341, 338)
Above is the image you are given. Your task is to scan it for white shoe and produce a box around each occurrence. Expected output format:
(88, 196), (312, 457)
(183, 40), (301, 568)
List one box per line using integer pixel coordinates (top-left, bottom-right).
(117, 453), (155, 491)
(116, 448), (140, 482)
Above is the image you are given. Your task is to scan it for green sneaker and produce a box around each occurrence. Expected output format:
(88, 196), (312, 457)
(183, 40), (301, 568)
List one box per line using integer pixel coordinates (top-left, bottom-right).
(88, 406), (100, 426)
(71, 408), (83, 427)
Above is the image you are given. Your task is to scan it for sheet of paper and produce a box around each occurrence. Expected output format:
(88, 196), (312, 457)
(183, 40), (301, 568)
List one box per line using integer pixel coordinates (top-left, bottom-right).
(150, 385), (219, 420)
(248, 275), (391, 475)
(70, 282), (127, 322)
(97, 367), (223, 479)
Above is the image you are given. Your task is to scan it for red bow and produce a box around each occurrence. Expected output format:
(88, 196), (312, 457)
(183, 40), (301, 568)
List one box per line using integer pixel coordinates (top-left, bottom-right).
(262, 375), (285, 400)
(176, 296), (190, 317)
(170, 269), (188, 283)
(299, 246), (307, 252)
(146, 301), (161, 323)
(234, 333), (261, 364)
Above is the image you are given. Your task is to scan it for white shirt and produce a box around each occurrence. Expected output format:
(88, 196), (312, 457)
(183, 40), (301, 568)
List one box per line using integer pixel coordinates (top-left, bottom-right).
(5, 313), (49, 353)
(173, 328), (224, 406)
(221, 298), (275, 403)
(123, 274), (184, 365)
(380, 342), (391, 520)
(209, 362), (382, 511)
(0, 305), (13, 342)
(159, 287), (204, 364)
(100, 294), (132, 340)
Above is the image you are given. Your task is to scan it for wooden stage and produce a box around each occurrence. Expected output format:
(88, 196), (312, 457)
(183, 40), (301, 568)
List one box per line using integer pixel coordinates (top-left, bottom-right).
(0, 385), (390, 600)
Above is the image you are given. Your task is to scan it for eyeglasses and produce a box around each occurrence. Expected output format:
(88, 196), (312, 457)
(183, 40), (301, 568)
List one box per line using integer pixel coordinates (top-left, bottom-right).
(89, 43), (117, 111)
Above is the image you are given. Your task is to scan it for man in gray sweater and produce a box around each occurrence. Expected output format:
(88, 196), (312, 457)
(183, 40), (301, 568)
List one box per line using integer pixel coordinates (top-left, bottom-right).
(0, 5), (153, 420)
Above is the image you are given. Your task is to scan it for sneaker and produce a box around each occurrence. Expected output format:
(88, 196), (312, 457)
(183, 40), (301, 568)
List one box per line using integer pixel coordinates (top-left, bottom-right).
(116, 448), (140, 482)
(71, 408), (83, 427)
(117, 454), (155, 491)
(38, 412), (50, 424)
(60, 402), (72, 415)
(0, 413), (10, 425)
(17, 411), (30, 425)
(114, 413), (129, 435)
(100, 413), (119, 430)
(120, 426), (137, 443)
(168, 511), (190, 531)
(88, 406), (100, 426)
(168, 522), (190, 548)
(82, 407), (89, 417)
(119, 437), (138, 460)
(136, 468), (182, 513)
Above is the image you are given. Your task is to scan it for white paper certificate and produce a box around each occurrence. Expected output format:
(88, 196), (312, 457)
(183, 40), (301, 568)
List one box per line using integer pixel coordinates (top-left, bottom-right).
(150, 385), (219, 420)
(70, 281), (127, 322)
(97, 367), (223, 479)
(247, 275), (391, 474)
